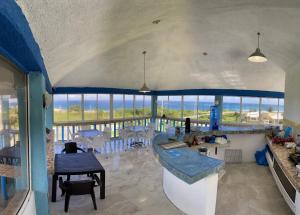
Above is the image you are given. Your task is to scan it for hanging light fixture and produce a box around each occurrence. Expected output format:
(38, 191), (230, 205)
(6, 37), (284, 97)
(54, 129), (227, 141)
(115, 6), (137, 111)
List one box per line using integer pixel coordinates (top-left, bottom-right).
(139, 51), (151, 93)
(248, 32), (267, 63)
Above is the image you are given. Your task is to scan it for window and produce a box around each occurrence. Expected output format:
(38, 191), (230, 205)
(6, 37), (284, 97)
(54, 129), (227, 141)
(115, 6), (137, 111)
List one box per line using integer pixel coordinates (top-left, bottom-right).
(68, 94), (82, 121)
(278, 99), (284, 124)
(0, 57), (29, 212)
(166, 96), (181, 118)
(241, 97), (260, 123)
(54, 94), (68, 122)
(84, 94), (97, 121)
(183, 96), (197, 119)
(98, 94), (110, 120)
(261, 98), (279, 124)
(124, 95), (134, 118)
(198, 96), (215, 121)
(113, 94), (123, 119)
(144, 95), (152, 117)
(222, 96), (241, 123)
(134, 95), (144, 117)
(157, 96), (168, 117)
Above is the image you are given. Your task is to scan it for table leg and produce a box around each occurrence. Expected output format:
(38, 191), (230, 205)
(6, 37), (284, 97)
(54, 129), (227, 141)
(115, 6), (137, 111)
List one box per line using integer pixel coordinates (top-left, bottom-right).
(100, 171), (105, 199)
(51, 174), (58, 202)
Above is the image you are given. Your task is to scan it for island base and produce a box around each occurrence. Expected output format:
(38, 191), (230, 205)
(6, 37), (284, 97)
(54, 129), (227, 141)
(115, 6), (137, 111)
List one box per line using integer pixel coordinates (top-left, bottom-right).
(163, 167), (218, 215)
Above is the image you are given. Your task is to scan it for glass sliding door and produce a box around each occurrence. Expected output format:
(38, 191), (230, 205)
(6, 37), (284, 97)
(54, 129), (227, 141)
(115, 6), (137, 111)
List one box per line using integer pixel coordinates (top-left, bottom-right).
(98, 94), (110, 120)
(68, 94), (82, 121)
(222, 96), (241, 123)
(183, 96), (197, 120)
(134, 95), (144, 117)
(83, 94), (97, 121)
(0, 56), (29, 212)
(144, 96), (151, 117)
(198, 96), (215, 121)
(113, 94), (124, 119)
(53, 94), (68, 122)
(278, 99), (284, 124)
(167, 96), (182, 118)
(124, 95), (134, 118)
(261, 98), (279, 124)
(241, 97), (260, 123)
(157, 96), (168, 117)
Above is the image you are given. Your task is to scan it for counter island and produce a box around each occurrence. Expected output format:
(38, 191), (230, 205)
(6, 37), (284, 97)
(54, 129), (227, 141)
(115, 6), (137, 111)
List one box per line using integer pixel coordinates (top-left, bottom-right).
(153, 125), (267, 215)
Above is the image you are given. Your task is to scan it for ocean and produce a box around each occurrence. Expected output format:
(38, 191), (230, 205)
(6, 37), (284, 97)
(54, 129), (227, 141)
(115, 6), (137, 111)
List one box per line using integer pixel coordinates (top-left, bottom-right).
(54, 100), (284, 112)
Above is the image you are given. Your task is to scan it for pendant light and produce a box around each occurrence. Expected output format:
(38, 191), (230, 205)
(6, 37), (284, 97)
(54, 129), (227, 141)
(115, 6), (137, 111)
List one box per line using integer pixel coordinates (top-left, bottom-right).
(248, 32), (267, 63)
(139, 51), (151, 93)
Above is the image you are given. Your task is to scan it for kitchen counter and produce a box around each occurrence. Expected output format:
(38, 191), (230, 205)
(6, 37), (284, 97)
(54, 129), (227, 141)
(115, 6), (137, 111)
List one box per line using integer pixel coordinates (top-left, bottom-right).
(193, 125), (266, 135)
(153, 134), (224, 184)
(153, 133), (224, 215)
(266, 137), (300, 191)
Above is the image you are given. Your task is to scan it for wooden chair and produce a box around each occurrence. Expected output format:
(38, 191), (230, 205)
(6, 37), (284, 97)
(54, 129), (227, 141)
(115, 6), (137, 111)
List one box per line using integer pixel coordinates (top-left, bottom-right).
(59, 177), (97, 212)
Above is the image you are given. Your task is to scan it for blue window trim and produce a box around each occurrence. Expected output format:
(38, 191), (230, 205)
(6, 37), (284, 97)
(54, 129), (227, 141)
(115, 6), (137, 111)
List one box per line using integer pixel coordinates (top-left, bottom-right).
(0, 1), (52, 93)
(52, 87), (151, 95)
(53, 87), (284, 98)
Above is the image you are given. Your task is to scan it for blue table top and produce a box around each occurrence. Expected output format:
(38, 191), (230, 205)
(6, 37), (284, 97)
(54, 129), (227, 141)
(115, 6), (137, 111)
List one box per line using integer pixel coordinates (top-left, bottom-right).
(153, 134), (224, 184)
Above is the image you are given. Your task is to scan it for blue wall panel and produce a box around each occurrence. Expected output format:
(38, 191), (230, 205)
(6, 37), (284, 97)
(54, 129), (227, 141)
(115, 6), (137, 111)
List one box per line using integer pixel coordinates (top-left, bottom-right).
(29, 73), (49, 215)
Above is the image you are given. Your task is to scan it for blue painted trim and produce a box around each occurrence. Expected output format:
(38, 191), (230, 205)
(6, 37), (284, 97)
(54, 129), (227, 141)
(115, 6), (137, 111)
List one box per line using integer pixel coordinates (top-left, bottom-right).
(28, 73), (49, 215)
(52, 87), (151, 95)
(53, 87), (284, 98)
(0, 1), (52, 93)
(151, 89), (284, 98)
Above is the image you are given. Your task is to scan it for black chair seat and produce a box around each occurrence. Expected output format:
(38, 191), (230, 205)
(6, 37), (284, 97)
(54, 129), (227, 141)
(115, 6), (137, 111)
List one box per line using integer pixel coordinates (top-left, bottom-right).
(59, 177), (97, 212)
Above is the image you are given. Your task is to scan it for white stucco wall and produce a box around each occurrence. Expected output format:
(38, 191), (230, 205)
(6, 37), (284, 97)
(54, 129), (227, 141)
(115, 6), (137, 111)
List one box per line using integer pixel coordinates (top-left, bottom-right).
(284, 68), (300, 124)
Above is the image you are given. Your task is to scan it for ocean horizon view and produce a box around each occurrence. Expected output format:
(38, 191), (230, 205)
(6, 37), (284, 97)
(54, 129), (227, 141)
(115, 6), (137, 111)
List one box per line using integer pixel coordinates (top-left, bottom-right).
(54, 100), (284, 112)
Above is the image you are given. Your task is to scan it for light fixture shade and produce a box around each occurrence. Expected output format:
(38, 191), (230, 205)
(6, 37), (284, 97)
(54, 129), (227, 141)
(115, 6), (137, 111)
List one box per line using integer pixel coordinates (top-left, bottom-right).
(248, 48), (267, 63)
(139, 83), (150, 93)
(139, 50), (151, 93)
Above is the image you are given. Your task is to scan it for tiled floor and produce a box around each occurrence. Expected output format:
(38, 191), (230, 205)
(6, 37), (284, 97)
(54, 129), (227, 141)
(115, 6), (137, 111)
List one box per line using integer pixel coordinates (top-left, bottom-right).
(49, 141), (293, 215)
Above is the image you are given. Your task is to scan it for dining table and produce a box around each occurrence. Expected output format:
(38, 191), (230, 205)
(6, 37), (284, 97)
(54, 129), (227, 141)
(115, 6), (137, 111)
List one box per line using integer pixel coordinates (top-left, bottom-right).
(51, 152), (105, 202)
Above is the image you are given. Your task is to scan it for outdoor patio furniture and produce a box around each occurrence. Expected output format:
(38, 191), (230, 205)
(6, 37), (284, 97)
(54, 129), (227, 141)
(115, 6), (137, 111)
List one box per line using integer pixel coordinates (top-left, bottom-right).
(91, 136), (106, 153)
(125, 126), (146, 147)
(61, 142), (85, 154)
(52, 152), (105, 202)
(145, 126), (155, 143)
(59, 177), (97, 212)
(61, 142), (86, 180)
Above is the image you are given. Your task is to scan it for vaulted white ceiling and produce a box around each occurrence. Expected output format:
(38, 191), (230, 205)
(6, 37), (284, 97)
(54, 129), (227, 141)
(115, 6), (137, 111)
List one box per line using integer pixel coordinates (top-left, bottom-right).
(16, 0), (300, 92)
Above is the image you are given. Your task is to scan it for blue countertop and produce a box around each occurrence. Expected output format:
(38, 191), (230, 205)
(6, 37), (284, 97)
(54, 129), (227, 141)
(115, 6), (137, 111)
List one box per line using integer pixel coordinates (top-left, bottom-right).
(198, 125), (265, 133)
(153, 134), (224, 184)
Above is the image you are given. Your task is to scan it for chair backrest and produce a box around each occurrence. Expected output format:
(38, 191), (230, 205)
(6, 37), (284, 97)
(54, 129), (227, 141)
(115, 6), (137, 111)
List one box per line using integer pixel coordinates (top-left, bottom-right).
(62, 142), (85, 154)
(92, 136), (105, 148)
(63, 142), (79, 154)
(103, 127), (111, 138)
(62, 179), (95, 195)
